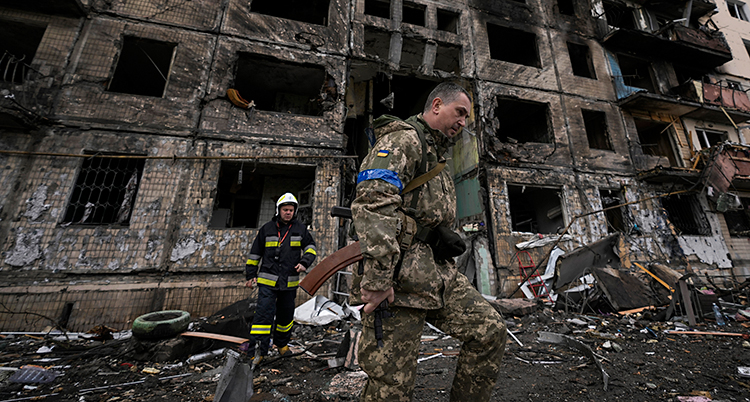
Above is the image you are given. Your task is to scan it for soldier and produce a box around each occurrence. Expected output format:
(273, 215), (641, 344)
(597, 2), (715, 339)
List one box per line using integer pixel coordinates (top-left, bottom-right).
(350, 82), (507, 401)
(245, 192), (317, 363)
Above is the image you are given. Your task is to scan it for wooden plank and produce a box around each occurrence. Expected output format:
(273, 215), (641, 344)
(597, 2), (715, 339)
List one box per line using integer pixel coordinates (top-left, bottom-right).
(678, 280), (696, 327)
(181, 331), (249, 344)
(664, 330), (748, 337)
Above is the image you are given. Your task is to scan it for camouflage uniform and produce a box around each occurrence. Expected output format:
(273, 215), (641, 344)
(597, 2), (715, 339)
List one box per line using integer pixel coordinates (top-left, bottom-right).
(351, 115), (507, 402)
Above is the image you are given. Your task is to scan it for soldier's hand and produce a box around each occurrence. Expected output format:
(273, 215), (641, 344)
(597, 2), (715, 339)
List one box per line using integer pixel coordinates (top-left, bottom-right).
(361, 287), (395, 314)
(245, 278), (257, 289)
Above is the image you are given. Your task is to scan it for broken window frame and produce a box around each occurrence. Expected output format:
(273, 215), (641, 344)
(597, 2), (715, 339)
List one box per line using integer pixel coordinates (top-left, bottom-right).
(728, 1), (749, 21)
(660, 193), (711, 236)
(616, 53), (656, 93)
(599, 189), (627, 233)
(634, 118), (681, 167)
(0, 20), (47, 84)
(723, 196), (750, 237)
(581, 109), (612, 151)
(61, 153), (146, 226)
(695, 128), (728, 149)
(567, 42), (597, 79)
(210, 162), (316, 229)
(107, 36), (176, 98)
(507, 184), (566, 234)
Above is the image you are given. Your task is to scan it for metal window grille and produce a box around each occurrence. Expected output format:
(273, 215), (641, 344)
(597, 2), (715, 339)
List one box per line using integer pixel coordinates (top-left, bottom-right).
(62, 156), (145, 225)
(660, 194), (711, 236)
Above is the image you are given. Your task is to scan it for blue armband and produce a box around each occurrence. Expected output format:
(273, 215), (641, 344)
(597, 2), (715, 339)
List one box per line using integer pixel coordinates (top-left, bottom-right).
(357, 169), (404, 192)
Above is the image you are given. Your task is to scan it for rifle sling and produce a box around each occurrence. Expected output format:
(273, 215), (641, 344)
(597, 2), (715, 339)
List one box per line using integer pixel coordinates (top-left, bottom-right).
(401, 161), (445, 195)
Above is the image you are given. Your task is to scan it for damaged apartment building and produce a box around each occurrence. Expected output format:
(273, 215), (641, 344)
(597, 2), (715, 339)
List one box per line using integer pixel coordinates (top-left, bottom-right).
(1, 0), (750, 332)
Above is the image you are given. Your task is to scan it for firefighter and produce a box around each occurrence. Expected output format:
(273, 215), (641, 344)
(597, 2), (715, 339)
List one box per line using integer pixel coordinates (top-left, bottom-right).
(245, 192), (317, 362)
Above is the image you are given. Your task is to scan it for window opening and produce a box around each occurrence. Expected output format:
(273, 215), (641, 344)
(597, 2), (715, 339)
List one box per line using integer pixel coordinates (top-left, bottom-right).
(0, 20), (46, 84)
(634, 118), (678, 166)
(660, 193), (711, 236)
(582, 109), (611, 151)
(495, 97), (550, 143)
(696, 128), (728, 149)
(234, 53), (327, 116)
(62, 154), (145, 225)
(487, 23), (540, 68)
(364, 27), (391, 61)
(673, 65), (706, 85)
(728, 1), (749, 21)
(603, 1), (635, 29)
(402, 1), (426, 26)
(600, 189), (626, 233)
(723, 196), (750, 237)
(211, 162), (315, 229)
(508, 185), (564, 234)
(617, 53), (655, 93)
(364, 0), (390, 18)
(108, 37), (175, 97)
(401, 38), (426, 70)
(434, 43), (461, 74)
(437, 9), (460, 33)
(567, 42), (596, 79)
(250, 0), (331, 25)
(371, 73), (437, 117)
(558, 0), (575, 15)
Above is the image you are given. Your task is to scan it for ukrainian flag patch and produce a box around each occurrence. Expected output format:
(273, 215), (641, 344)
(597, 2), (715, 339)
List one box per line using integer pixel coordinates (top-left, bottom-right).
(377, 150), (390, 157)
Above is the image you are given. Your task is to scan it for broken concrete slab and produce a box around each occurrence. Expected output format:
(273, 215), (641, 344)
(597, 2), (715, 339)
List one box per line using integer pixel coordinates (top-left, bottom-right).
(318, 371), (367, 401)
(486, 297), (542, 317)
(592, 266), (658, 311)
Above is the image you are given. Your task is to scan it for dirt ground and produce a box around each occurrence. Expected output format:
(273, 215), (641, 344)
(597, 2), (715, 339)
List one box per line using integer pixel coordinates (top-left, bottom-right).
(1, 307), (749, 402)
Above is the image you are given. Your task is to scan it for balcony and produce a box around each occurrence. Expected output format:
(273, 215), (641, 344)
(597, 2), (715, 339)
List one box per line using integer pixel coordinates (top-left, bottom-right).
(602, 24), (732, 70)
(673, 80), (750, 123)
(1, 0), (86, 18)
(615, 79), (750, 126)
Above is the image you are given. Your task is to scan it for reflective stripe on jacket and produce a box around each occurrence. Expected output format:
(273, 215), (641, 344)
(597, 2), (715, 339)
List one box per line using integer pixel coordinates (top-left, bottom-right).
(245, 216), (317, 290)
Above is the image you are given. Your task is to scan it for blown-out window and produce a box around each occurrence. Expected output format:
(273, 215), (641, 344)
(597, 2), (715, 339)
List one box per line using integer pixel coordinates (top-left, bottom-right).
(108, 37), (176, 97)
(508, 185), (564, 234)
(210, 162), (315, 229)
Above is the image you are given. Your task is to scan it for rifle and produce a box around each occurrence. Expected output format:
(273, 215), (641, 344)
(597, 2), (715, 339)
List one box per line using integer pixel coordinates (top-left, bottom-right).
(299, 206), (391, 348)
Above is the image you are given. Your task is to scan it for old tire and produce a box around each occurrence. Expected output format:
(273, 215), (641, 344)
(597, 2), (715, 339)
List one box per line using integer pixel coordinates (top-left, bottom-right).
(132, 310), (191, 340)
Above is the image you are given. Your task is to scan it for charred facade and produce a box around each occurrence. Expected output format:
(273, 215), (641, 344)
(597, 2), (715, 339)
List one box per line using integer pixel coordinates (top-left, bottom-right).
(1, 0), (749, 331)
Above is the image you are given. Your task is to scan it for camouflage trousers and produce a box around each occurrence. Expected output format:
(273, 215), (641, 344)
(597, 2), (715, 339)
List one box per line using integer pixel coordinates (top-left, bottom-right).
(358, 273), (507, 402)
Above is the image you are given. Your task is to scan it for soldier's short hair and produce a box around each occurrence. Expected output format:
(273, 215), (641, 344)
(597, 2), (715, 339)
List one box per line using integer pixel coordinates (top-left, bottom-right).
(423, 82), (471, 113)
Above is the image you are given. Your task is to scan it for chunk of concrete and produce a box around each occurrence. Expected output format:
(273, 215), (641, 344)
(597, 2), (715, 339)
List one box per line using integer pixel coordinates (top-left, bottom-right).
(486, 298), (542, 317)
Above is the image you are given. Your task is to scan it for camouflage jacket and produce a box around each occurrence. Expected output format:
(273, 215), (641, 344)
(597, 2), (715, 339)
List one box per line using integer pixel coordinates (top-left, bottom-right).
(351, 114), (458, 309)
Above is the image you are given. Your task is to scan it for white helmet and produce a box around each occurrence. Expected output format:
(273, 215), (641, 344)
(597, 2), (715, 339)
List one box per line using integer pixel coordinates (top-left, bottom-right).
(276, 193), (298, 216)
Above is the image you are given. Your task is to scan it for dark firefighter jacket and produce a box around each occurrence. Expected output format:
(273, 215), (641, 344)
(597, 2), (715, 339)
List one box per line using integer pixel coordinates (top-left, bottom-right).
(245, 216), (317, 290)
